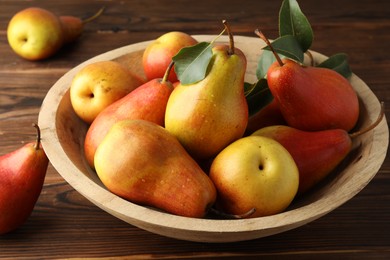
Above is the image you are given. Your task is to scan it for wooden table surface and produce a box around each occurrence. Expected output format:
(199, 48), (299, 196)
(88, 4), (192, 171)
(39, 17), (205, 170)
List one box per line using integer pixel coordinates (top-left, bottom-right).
(1, 0), (389, 258)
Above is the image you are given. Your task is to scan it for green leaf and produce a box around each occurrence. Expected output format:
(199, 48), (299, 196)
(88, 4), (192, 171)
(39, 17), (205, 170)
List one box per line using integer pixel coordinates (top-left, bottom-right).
(279, 0), (313, 52)
(245, 79), (273, 116)
(173, 42), (213, 85)
(256, 50), (275, 79)
(263, 35), (304, 62)
(317, 53), (353, 78)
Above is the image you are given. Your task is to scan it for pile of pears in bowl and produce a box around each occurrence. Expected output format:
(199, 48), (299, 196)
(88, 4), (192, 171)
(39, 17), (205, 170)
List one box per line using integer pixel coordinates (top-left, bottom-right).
(38, 27), (388, 242)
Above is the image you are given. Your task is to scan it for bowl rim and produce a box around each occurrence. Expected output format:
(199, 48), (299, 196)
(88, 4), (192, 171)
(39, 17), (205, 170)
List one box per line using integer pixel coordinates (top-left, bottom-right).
(38, 35), (389, 242)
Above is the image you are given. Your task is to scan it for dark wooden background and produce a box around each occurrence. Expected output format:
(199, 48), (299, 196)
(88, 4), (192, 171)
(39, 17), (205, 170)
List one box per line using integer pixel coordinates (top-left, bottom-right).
(0, 0), (389, 258)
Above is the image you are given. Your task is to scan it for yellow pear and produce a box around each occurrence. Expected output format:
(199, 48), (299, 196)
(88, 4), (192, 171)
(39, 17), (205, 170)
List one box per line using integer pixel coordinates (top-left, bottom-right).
(209, 136), (299, 218)
(164, 29), (248, 160)
(7, 7), (104, 61)
(70, 60), (144, 124)
(7, 7), (64, 60)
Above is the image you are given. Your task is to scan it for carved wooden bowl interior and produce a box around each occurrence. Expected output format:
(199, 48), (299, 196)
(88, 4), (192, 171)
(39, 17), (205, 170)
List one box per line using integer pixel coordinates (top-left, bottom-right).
(38, 35), (388, 242)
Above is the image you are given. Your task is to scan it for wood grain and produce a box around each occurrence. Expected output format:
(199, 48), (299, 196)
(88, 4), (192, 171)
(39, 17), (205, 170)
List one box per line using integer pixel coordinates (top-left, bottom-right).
(0, 0), (389, 258)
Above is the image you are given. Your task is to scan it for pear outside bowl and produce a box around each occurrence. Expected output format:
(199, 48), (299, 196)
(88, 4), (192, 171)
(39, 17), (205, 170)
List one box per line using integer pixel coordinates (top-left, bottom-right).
(38, 35), (389, 243)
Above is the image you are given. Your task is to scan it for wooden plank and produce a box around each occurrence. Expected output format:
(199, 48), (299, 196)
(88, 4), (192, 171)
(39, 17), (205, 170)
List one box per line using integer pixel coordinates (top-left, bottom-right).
(0, 0), (389, 258)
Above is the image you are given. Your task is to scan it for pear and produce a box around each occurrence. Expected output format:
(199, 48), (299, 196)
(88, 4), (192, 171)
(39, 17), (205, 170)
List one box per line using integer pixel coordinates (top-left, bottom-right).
(94, 119), (217, 218)
(7, 7), (104, 60)
(7, 7), (64, 60)
(252, 103), (384, 194)
(84, 63), (174, 169)
(59, 7), (104, 45)
(59, 16), (83, 45)
(70, 60), (145, 124)
(253, 125), (351, 195)
(142, 31), (198, 82)
(0, 124), (49, 234)
(164, 22), (248, 160)
(256, 30), (359, 132)
(209, 136), (299, 218)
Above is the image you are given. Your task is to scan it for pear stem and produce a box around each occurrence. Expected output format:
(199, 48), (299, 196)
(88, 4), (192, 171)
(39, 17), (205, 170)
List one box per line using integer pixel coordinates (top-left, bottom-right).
(222, 20), (235, 55)
(254, 29), (284, 67)
(32, 123), (41, 150)
(162, 61), (174, 84)
(349, 102), (385, 139)
(82, 6), (105, 24)
(210, 207), (256, 219)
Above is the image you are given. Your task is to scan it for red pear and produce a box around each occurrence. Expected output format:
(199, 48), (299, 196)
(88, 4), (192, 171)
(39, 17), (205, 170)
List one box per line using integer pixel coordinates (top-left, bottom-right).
(59, 7), (104, 45)
(256, 30), (359, 132)
(142, 31), (198, 83)
(0, 124), (49, 234)
(252, 104), (384, 194)
(84, 63), (174, 169)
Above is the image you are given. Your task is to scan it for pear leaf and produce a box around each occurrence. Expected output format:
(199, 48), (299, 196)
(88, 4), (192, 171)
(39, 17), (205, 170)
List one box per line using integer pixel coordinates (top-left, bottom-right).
(173, 41), (213, 85)
(256, 50), (275, 80)
(279, 0), (313, 52)
(245, 79), (273, 116)
(262, 35), (304, 62)
(316, 53), (353, 78)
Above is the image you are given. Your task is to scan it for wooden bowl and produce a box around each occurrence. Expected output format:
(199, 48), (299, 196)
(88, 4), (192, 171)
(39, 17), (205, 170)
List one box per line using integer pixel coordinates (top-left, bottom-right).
(38, 35), (389, 243)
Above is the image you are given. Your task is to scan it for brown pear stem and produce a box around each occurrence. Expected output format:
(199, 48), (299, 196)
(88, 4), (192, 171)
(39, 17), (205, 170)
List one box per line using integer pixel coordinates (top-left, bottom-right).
(254, 29), (284, 67)
(349, 102), (385, 139)
(161, 61), (174, 84)
(32, 123), (41, 150)
(210, 207), (256, 219)
(222, 20), (235, 55)
(82, 6), (105, 24)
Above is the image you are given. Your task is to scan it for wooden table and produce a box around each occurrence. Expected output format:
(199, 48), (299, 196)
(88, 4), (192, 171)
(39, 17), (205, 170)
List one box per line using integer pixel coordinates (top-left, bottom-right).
(1, 0), (389, 258)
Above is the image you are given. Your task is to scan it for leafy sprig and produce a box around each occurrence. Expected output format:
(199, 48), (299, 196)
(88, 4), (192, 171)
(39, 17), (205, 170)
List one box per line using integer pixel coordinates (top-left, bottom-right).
(256, 0), (352, 79)
(249, 0), (353, 116)
(171, 0), (353, 117)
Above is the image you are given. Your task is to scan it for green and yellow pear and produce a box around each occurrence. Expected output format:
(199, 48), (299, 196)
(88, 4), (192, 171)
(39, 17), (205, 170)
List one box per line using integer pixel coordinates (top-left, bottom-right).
(165, 22), (248, 160)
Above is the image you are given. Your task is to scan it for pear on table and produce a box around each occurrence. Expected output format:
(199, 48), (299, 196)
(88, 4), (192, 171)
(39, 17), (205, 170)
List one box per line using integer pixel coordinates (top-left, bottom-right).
(59, 7), (104, 45)
(7, 7), (104, 60)
(0, 124), (49, 235)
(94, 119), (217, 218)
(165, 21), (248, 160)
